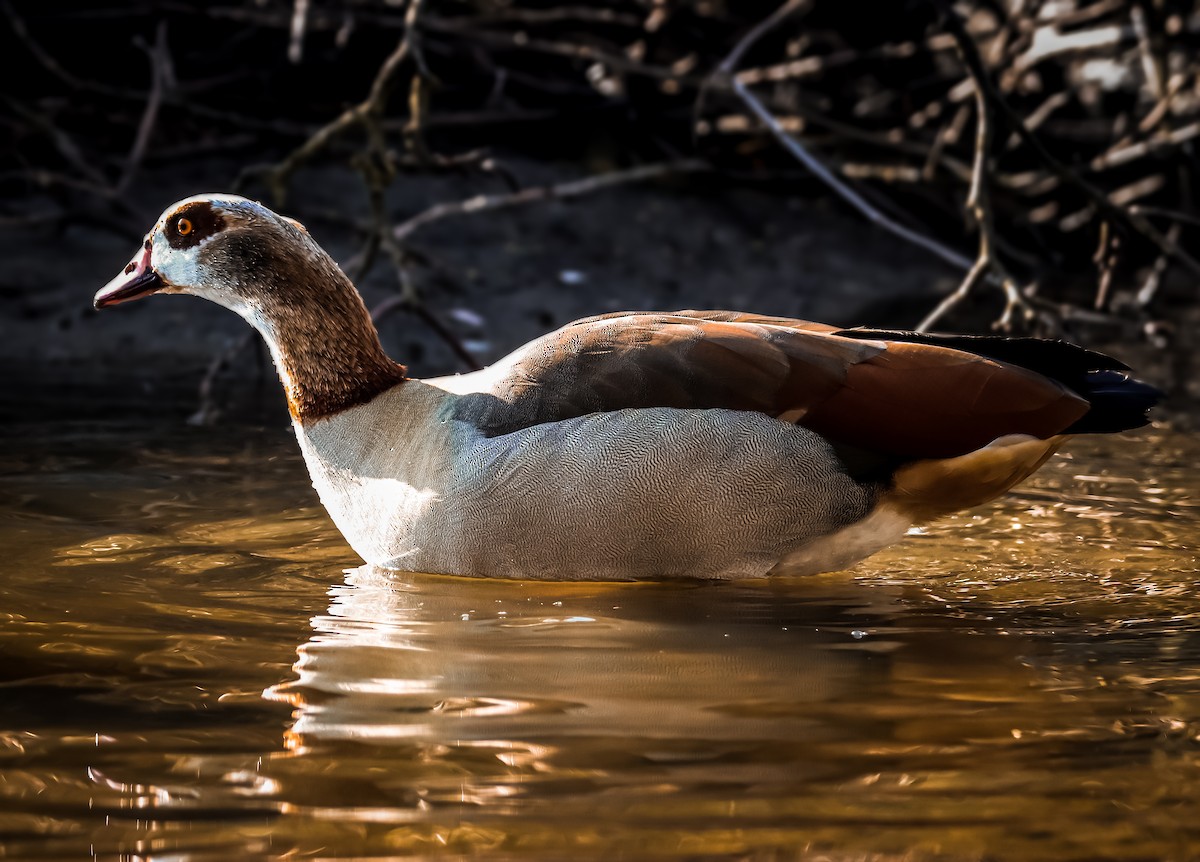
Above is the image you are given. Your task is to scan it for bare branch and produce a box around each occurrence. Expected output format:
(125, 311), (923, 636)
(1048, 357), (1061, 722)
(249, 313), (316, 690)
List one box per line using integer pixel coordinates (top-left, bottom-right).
(1136, 223), (1181, 308)
(917, 78), (1034, 331)
(188, 332), (255, 426)
(288, 0), (310, 64)
(393, 160), (710, 243)
(116, 22), (169, 196)
(716, 0), (813, 76)
(728, 77), (975, 274)
(918, 7), (1038, 332)
(710, 2), (976, 276)
(936, 0), (1200, 280)
(241, 0), (428, 203)
(376, 233), (484, 372)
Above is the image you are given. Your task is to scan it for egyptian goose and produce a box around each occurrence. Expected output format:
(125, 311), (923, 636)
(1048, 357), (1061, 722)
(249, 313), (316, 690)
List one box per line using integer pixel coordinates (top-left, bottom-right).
(94, 194), (1161, 580)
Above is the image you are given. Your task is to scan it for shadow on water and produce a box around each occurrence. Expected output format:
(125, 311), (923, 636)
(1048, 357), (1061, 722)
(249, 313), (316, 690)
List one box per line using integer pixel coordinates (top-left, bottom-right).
(0, 408), (1197, 859)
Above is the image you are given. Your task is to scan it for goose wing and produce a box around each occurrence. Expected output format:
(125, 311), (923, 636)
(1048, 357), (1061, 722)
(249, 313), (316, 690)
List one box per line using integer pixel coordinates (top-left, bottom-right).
(444, 311), (1089, 459)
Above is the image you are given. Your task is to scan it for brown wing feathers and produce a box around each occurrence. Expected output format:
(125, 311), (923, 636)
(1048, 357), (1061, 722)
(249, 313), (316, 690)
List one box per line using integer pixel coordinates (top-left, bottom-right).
(487, 312), (1132, 462)
(486, 314), (880, 432)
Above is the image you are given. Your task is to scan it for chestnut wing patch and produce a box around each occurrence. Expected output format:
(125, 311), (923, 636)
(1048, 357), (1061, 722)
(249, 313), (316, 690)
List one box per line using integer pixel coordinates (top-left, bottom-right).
(798, 342), (1089, 458)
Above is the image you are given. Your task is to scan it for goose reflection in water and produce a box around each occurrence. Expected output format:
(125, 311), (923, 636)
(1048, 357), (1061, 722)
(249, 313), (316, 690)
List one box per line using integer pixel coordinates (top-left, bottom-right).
(265, 566), (890, 755)
(259, 565), (931, 823)
(260, 565), (1081, 826)
(251, 548), (1200, 854)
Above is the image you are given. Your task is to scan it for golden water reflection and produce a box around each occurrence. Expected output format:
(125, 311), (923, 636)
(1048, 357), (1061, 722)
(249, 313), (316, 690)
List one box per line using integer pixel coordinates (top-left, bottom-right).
(0, 421), (1197, 859)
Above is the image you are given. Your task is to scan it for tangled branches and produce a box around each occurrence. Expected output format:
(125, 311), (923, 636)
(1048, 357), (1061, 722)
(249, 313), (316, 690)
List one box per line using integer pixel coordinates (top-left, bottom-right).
(6, 0), (1199, 377)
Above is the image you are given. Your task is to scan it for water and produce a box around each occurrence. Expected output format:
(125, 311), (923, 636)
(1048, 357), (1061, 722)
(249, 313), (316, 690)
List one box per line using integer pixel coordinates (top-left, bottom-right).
(1, 408), (1198, 860)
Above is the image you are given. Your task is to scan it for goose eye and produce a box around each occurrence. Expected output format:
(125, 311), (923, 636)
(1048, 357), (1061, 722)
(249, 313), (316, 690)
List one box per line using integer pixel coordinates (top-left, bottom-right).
(176, 217), (193, 236)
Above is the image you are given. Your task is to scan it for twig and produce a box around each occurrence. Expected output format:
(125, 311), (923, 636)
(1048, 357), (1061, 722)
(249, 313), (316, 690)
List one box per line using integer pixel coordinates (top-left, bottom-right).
(423, 7), (644, 30)
(420, 19), (695, 85)
(1090, 122), (1200, 171)
(9, 0), (1198, 366)
(710, 2), (975, 275)
(716, 0), (813, 77)
(176, 103), (317, 138)
(2, 0), (146, 100)
(349, 177), (391, 287)
(241, 0), (427, 203)
(4, 13), (169, 212)
(340, 159), (482, 372)
(1130, 205), (1200, 231)
(1136, 223), (1180, 308)
(704, 97), (978, 186)
(393, 159), (710, 243)
(371, 293), (482, 371)
(188, 332), (255, 426)
(408, 302), (484, 370)
(736, 35), (958, 85)
(1093, 221), (1117, 311)
(1130, 3), (1165, 103)
(1137, 74), (1186, 134)
(1004, 91), (1069, 150)
(924, 104), (970, 179)
(404, 73), (432, 163)
(917, 256), (991, 334)
(728, 78), (975, 273)
(376, 234), (483, 371)
(936, 0), (1200, 280)
(288, 0), (310, 64)
(917, 69), (1034, 332)
(116, 22), (169, 196)
(6, 98), (109, 190)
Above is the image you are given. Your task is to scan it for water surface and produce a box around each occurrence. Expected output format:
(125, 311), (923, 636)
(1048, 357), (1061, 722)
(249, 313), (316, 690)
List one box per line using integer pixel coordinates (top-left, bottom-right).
(1, 410), (1197, 860)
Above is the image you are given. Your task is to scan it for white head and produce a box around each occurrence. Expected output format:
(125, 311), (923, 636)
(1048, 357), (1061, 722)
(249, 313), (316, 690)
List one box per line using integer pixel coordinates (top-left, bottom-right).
(94, 193), (321, 329)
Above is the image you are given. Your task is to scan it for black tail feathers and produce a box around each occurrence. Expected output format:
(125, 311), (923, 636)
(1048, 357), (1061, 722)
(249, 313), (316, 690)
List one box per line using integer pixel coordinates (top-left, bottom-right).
(836, 328), (1164, 435)
(1064, 370), (1163, 433)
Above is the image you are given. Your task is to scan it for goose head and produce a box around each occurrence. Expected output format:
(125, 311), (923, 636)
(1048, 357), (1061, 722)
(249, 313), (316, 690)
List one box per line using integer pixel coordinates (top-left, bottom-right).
(95, 194), (406, 420)
(94, 194), (325, 327)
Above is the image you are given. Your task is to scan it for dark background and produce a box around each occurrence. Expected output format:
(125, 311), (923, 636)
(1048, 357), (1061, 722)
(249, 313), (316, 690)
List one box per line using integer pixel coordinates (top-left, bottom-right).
(4, 0), (1197, 421)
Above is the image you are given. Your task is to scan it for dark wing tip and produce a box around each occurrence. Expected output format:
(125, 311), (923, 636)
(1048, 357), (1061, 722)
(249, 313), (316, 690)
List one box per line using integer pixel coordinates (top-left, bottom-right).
(1065, 370), (1165, 434)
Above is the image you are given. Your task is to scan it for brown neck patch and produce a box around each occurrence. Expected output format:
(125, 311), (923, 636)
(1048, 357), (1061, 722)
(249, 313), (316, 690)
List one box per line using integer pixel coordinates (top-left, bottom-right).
(268, 278), (409, 422)
(278, 333), (410, 423)
(199, 221), (409, 422)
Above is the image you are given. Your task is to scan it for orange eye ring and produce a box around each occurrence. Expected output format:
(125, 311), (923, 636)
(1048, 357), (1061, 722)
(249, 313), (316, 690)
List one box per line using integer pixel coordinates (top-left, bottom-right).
(176, 217), (193, 236)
